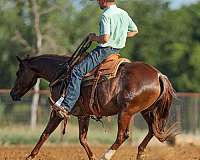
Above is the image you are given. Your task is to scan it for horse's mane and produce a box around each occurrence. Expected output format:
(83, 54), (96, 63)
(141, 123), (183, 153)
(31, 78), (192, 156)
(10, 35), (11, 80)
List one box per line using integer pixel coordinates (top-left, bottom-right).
(22, 54), (70, 62)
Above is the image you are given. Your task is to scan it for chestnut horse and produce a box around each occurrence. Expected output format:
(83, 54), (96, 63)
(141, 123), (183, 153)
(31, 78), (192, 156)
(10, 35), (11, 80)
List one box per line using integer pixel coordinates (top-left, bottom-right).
(10, 54), (177, 160)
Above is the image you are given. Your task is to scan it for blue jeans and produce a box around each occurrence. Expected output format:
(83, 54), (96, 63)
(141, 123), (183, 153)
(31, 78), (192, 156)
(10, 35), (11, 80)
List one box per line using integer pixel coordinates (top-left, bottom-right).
(62, 46), (120, 111)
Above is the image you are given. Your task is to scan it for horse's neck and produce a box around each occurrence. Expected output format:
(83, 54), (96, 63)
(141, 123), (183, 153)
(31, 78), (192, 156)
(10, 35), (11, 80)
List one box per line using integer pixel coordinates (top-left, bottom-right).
(29, 55), (69, 82)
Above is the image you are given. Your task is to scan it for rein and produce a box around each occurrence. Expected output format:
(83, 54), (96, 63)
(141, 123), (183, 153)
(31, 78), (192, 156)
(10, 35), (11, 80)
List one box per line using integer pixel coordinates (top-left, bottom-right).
(48, 36), (93, 134)
(48, 36), (104, 123)
(49, 36), (92, 94)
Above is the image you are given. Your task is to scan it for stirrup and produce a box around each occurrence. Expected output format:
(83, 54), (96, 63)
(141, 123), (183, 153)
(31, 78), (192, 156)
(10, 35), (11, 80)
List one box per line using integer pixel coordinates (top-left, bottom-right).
(48, 97), (69, 118)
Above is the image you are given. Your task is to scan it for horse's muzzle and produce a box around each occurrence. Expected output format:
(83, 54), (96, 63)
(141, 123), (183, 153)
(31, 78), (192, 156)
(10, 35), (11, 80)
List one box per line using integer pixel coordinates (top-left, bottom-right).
(10, 90), (21, 101)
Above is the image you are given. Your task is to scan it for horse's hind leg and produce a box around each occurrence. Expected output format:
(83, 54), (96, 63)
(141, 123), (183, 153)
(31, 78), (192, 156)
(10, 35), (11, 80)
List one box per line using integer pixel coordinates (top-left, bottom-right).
(136, 111), (154, 160)
(78, 116), (97, 160)
(26, 111), (63, 159)
(100, 111), (132, 160)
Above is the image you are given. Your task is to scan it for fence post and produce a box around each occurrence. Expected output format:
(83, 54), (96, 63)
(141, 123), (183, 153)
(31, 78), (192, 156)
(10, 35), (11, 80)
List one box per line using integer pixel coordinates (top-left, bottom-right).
(31, 79), (40, 129)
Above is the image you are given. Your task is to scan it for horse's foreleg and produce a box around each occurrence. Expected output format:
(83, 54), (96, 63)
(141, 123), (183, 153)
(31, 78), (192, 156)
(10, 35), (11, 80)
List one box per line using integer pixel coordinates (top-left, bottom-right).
(78, 116), (96, 160)
(26, 111), (63, 159)
(136, 111), (154, 160)
(100, 111), (132, 160)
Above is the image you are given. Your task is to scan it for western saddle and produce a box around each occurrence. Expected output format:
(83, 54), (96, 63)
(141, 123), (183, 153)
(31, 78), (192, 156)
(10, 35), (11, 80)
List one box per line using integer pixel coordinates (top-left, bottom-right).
(82, 54), (131, 86)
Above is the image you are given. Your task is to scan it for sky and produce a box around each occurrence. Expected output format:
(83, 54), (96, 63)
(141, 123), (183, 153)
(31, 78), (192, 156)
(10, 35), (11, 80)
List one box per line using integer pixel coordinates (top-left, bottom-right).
(170, 0), (199, 8)
(72, 0), (199, 10)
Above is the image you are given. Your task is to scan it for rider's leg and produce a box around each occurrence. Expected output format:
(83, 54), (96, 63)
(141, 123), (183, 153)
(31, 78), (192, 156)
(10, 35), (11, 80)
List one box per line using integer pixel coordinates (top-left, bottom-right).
(55, 46), (119, 112)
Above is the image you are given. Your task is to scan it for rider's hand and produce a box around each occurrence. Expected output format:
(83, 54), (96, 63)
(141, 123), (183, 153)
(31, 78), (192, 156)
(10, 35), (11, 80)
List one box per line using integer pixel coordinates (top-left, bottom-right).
(88, 33), (97, 41)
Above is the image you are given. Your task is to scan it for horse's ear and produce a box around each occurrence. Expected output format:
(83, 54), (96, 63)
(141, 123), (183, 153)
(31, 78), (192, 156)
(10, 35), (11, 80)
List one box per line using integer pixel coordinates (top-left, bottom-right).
(16, 56), (22, 63)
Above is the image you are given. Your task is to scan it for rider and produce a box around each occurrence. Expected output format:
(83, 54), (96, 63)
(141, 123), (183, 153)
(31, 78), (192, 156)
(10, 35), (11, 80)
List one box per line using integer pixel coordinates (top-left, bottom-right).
(50, 0), (138, 115)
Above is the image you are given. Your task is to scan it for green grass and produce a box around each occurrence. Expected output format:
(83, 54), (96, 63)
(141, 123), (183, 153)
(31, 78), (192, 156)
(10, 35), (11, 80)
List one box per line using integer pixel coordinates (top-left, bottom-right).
(0, 117), (147, 145)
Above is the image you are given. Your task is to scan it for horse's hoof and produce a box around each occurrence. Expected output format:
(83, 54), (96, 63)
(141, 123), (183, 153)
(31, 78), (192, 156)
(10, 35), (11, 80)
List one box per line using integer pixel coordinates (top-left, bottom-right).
(136, 153), (145, 160)
(25, 154), (35, 160)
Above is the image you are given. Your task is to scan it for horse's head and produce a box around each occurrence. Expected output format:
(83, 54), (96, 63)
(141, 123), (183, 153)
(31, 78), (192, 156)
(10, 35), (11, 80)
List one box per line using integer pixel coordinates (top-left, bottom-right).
(10, 56), (38, 101)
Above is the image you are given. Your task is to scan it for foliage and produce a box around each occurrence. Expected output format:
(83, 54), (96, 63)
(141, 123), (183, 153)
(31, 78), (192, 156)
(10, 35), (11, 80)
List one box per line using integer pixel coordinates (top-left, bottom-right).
(0, 0), (200, 91)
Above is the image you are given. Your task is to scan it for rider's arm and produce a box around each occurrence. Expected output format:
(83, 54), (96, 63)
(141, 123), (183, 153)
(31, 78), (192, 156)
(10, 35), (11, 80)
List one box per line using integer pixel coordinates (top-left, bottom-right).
(127, 16), (138, 38)
(98, 14), (110, 44)
(89, 13), (110, 44)
(127, 30), (138, 38)
(91, 34), (110, 44)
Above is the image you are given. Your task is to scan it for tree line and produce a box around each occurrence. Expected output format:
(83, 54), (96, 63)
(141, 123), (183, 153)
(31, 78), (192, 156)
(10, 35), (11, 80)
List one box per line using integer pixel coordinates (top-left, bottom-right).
(0, 0), (200, 92)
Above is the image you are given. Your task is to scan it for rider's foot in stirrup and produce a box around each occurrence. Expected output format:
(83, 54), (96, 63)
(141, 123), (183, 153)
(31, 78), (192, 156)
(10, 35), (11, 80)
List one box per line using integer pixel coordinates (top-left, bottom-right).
(48, 97), (69, 117)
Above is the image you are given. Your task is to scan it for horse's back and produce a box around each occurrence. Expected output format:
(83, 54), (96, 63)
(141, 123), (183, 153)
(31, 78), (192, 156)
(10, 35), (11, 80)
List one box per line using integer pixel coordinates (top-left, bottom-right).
(123, 61), (160, 84)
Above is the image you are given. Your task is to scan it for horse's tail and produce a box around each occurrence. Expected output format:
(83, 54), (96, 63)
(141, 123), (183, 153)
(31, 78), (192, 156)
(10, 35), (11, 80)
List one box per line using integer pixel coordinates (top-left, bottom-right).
(152, 74), (179, 142)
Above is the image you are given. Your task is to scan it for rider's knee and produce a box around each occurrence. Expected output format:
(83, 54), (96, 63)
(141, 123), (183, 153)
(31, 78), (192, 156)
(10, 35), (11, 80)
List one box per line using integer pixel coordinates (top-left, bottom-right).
(72, 65), (84, 77)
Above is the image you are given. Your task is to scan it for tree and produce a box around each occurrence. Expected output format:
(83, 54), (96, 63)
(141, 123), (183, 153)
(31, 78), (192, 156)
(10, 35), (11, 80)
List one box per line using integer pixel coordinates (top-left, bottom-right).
(1, 0), (200, 92)
(0, 0), (76, 128)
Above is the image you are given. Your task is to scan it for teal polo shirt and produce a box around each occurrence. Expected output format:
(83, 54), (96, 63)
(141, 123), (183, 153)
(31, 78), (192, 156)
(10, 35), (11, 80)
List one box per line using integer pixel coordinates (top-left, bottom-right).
(99, 5), (138, 49)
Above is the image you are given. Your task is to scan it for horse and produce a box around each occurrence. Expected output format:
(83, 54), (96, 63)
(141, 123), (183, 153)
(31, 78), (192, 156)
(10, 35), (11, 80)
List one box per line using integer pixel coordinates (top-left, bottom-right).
(10, 54), (178, 160)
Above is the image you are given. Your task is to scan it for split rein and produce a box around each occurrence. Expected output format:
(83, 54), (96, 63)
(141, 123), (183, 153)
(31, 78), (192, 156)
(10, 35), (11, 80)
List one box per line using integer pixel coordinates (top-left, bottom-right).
(48, 36), (105, 130)
(49, 36), (92, 91)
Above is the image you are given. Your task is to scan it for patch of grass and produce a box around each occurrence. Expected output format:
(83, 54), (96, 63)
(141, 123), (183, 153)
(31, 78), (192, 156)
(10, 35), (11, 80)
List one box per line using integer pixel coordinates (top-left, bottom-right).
(0, 117), (147, 145)
(0, 125), (60, 145)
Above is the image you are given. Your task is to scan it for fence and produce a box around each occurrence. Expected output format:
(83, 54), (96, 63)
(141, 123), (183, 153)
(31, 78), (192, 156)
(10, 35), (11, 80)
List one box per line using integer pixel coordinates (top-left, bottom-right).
(0, 89), (200, 144)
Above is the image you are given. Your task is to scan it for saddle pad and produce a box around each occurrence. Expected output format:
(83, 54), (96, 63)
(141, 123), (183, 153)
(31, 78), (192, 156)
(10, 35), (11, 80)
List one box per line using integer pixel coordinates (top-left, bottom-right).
(82, 54), (131, 87)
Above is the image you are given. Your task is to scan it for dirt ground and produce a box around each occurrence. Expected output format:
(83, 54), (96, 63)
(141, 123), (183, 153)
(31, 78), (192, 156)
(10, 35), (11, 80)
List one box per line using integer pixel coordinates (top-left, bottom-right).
(0, 144), (200, 160)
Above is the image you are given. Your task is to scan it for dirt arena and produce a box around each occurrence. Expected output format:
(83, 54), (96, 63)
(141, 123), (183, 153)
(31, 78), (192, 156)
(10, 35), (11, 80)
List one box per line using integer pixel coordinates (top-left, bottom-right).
(0, 144), (200, 160)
